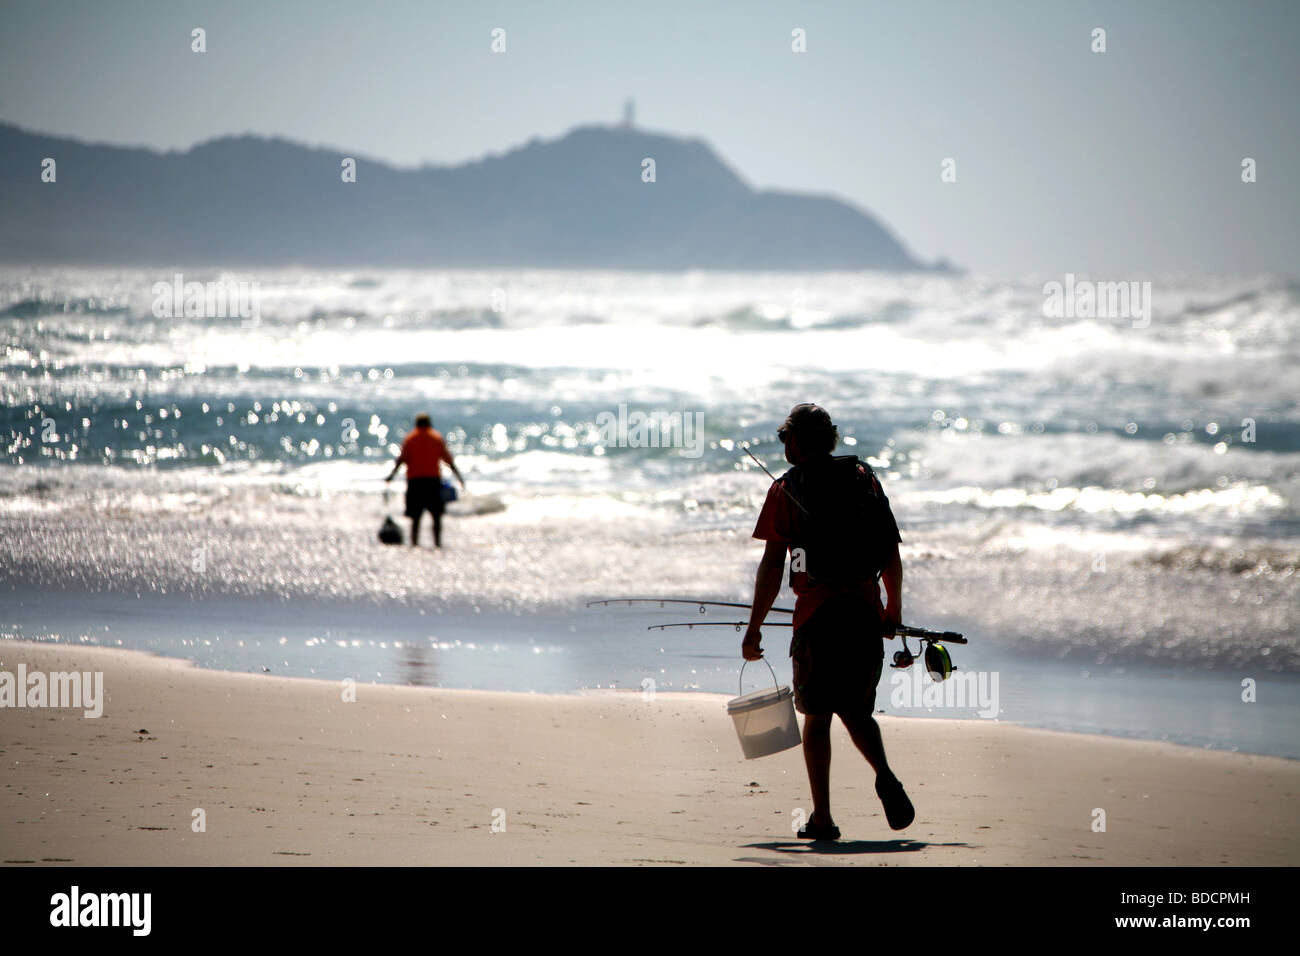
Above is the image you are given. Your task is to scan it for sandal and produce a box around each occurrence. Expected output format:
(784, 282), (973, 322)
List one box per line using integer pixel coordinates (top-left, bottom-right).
(875, 774), (915, 830)
(796, 819), (841, 841)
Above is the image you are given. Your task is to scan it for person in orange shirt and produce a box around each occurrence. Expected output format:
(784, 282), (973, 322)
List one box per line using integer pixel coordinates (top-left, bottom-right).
(385, 413), (465, 548)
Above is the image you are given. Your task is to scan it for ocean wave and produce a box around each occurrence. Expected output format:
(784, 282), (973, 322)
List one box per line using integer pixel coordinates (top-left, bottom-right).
(689, 298), (916, 332)
(3, 474), (1295, 672)
(1, 295), (131, 318)
(304, 306), (507, 330)
(1177, 278), (1300, 348)
(904, 482), (1285, 517)
(1147, 544), (1299, 575)
(897, 429), (1300, 498)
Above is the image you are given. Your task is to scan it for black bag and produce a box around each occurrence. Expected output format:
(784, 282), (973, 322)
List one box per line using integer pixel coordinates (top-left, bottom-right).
(378, 515), (403, 545)
(781, 455), (894, 587)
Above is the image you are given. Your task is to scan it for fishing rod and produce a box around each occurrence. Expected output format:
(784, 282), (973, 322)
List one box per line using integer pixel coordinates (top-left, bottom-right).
(641, 620), (966, 681)
(589, 597), (961, 638)
(647, 620), (790, 631)
(647, 621), (966, 681)
(589, 598), (959, 636)
(586, 598), (794, 615)
(643, 621), (964, 643)
(742, 443), (810, 515)
(587, 596), (966, 679)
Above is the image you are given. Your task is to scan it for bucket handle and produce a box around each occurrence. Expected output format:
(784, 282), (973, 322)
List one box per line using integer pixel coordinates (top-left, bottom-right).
(738, 657), (781, 697)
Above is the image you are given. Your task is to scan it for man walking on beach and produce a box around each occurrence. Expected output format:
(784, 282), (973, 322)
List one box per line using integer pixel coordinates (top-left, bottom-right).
(385, 413), (465, 548)
(743, 403), (914, 838)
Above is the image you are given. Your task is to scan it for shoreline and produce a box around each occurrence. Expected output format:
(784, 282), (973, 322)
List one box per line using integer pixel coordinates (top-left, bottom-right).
(5, 605), (1299, 760)
(9, 636), (1289, 755)
(2, 640), (1297, 866)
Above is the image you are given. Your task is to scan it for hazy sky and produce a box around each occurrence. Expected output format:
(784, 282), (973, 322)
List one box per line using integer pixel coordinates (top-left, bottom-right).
(2, 0), (1297, 276)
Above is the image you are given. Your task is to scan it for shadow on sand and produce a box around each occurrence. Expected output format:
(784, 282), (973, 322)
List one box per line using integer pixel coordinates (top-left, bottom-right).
(735, 838), (970, 864)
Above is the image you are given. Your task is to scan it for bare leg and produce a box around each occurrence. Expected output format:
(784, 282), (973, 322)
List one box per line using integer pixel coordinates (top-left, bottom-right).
(802, 713), (834, 826)
(409, 513), (421, 547)
(433, 511), (443, 549)
(839, 706), (893, 780)
(842, 702), (914, 829)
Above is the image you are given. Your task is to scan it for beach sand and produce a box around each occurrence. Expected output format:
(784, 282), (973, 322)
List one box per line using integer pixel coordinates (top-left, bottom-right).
(2, 641), (1296, 866)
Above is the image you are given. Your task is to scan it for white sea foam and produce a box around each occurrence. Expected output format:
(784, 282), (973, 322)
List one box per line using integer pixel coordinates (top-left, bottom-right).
(2, 268), (1296, 674)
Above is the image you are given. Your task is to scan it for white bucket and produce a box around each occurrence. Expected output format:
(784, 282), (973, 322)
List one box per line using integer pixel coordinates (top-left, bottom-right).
(726, 659), (802, 759)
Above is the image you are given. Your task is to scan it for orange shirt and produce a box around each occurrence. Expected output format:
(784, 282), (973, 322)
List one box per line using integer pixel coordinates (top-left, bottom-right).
(399, 427), (453, 479)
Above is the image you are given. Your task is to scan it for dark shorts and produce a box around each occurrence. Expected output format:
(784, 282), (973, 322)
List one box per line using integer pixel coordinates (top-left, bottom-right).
(404, 477), (445, 519)
(790, 592), (885, 717)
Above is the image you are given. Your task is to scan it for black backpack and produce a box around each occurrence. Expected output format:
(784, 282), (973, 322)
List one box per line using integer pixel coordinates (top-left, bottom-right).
(780, 455), (894, 587)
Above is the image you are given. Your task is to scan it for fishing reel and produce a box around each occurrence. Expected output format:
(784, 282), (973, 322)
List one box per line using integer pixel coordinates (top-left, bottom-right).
(890, 627), (960, 681)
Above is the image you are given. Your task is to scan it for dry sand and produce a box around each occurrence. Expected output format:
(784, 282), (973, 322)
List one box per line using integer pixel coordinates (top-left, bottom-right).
(2, 640), (1296, 866)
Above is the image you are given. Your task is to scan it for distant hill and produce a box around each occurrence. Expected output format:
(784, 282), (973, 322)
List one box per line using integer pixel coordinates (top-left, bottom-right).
(0, 122), (949, 271)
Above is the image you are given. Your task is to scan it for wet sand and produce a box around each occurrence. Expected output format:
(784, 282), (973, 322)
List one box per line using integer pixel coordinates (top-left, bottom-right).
(2, 640), (1296, 866)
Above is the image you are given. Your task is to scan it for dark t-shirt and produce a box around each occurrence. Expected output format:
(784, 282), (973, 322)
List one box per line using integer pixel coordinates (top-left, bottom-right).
(751, 456), (901, 631)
